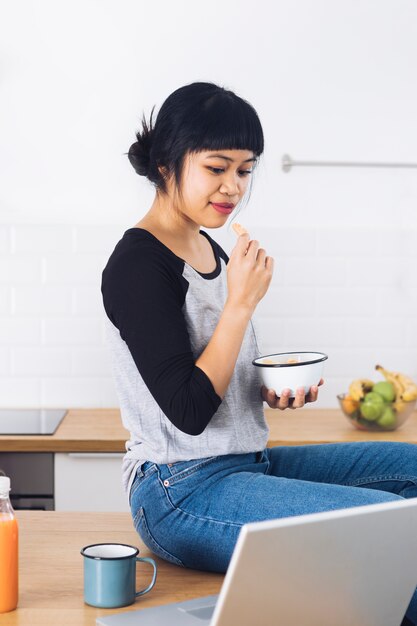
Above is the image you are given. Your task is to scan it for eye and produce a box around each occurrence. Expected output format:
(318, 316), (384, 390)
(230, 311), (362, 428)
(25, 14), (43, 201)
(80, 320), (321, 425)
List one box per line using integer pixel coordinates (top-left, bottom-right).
(207, 167), (253, 176)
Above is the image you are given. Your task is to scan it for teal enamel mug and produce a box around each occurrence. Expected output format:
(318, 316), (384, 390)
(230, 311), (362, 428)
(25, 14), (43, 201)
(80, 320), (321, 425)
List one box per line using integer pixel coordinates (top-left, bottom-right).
(80, 543), (157, 608)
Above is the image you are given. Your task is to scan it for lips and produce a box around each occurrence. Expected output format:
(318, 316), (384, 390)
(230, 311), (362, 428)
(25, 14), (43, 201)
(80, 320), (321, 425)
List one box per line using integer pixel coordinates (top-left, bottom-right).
(211, 202), (235, 215)
(212, 203), (235, 208)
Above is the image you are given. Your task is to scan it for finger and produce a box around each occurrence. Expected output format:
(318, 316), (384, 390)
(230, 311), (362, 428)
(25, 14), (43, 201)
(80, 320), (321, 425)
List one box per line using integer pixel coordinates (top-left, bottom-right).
(261, 387), (278, 407)
(265, 256), (274, 271)
(232, 232), (250, 257)
(305, 385), (319, 403)
(237, 232), (251, 247)
(256, 248), (267, 264)
(267, 388), (278, 406)
(277, 388), (291, 410)
(232, 222), (248, 237)
(291, 387), (306, 409)
(245, 239), (260, 259)
(318, 378), (324, 387)
(260, 385), (268, 401)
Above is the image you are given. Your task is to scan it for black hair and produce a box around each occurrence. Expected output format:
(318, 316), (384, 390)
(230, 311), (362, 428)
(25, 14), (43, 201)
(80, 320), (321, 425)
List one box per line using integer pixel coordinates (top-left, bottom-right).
(126, 82), (264, 201)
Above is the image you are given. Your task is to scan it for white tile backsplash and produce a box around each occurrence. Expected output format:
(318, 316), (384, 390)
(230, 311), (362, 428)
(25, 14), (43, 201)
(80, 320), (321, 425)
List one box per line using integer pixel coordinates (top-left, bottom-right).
(249, 227), (317, 257)
(72, 347), (113, 376)
(317, 229), (382, 256)
(284, 318), (346, 348)
(99, 378), (120, 406)
(344, 318), (406, 348)
(285, 257), (347, 286)
(402, 261), (417, 287)
(379, 230), (417, 257)
(13, 225), (74, 254)
(0, 223), (416, 408)
(11, 347), (71, 376)
(267, 286), (317, 317)
(0, 317), (42, 345)
(0, 257), (42, 283)
(406, 321), (417, 348)
(73, 285), (105, 315)
(0, 377), (41, 407)
(41, 377), (111, 407)
(377, 287), (417, 316)
(316, 287), (378, 317)
(0, 349), (10, 376)
(254, 317), (286, 356)
(43, 317), (103, 345)
(0, 286), (11, 315)
(347, 258), (405, 287)
(13, 285), (72, 315)
(43, 255), (105, 284)
(0, 227), (11, 254)
(74, 225), (121, 254)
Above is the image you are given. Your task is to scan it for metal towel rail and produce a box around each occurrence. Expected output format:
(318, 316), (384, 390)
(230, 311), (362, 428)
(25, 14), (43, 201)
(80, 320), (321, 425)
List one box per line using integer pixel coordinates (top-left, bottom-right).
(282, 154), (417, 173)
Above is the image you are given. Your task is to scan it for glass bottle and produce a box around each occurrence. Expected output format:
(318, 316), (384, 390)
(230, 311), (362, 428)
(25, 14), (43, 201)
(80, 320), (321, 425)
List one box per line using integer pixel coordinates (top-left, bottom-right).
(0, 476), (18, 613)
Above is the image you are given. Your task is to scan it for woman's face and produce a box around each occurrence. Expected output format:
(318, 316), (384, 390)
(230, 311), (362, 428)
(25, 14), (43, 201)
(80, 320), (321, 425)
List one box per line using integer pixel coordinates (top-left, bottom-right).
(164, 149), (256, 229)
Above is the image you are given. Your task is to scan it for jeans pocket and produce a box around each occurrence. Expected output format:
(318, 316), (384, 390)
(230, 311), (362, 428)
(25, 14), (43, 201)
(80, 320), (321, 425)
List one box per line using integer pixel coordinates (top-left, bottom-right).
(166, 455), (219, 484)
(134, 506), (185, 567)
(129, 463), (157, 507)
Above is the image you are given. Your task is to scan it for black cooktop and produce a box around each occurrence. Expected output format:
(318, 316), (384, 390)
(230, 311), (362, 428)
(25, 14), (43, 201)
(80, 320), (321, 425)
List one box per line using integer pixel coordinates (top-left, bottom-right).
(0, 409), (67, 435)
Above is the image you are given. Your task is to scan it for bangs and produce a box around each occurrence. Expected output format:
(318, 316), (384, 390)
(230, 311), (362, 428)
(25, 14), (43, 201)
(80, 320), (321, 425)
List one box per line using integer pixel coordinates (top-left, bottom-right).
(136, 82), (265, 194)
(186, 94), (264, 158)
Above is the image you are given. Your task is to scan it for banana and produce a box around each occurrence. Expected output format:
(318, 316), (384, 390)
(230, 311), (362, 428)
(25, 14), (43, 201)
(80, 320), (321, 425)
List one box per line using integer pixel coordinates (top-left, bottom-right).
(375, 365), (417, 402)
(393, 398), (407, 413)
(401, 382), (417, 402)
(348, 379), (374, 402)
(395, 372), (417, 401)
(375, 365), (404, 400)
(396, 372), (416, 387)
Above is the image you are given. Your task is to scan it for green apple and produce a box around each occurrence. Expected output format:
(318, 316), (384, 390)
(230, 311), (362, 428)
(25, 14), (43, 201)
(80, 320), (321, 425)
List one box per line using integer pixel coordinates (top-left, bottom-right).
(372, 381), (396, 403)
(377, 406), (397, 429)
(364, 391), (386, 406)
(360, 392), (385, 421)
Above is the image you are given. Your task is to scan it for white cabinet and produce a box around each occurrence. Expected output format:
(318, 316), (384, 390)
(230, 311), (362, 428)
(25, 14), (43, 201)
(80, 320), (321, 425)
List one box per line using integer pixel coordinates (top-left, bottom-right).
(54, 453), (130, 512)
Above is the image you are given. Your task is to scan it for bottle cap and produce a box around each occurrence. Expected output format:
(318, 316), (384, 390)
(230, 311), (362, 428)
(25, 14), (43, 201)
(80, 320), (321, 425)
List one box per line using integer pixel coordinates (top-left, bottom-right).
(0, 476), (11, 494)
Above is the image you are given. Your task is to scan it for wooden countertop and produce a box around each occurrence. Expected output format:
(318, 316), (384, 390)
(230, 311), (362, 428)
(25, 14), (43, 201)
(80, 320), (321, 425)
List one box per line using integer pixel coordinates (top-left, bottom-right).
(1, 407), (417, 452)
(1, 511), (222, 626)
(0, 409), (129, 452)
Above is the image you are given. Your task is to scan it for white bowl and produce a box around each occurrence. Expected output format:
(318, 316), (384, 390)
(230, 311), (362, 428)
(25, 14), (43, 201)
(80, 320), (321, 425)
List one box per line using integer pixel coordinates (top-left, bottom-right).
(252, 351), (328, 397)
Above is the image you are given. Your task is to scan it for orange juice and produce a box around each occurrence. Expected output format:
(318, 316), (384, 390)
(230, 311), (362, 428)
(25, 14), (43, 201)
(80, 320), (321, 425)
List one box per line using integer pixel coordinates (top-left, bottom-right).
(0, 514), (19, 612)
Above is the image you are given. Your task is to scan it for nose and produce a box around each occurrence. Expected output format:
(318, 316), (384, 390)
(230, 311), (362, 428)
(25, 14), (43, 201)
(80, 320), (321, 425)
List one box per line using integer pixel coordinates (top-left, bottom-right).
(219, 172), (243, 198)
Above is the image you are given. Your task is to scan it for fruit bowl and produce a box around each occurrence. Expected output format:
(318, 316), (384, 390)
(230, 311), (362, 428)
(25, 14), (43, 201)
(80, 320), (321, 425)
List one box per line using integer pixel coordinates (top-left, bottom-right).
(337, 394), (417, 431)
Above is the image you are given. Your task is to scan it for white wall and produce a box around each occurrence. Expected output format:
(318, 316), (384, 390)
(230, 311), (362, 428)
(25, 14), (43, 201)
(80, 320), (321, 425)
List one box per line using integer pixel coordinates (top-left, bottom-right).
(1, 0), (416, 408)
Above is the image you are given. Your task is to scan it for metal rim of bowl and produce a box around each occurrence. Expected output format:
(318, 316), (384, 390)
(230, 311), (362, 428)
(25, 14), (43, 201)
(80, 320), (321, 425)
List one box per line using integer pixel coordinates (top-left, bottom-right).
(252, 352), (328, 368)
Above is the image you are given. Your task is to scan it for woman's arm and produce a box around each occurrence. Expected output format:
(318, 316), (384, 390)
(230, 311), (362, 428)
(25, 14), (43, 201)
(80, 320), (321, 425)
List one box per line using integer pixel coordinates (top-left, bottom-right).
(102, 243), (222, 436)
(195, 300), (253, 398)
(195, 232), (274, 398)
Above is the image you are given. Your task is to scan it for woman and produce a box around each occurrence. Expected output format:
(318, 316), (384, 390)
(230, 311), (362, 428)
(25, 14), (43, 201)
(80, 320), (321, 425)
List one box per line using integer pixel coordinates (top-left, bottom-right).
(102, 82), (417, 624)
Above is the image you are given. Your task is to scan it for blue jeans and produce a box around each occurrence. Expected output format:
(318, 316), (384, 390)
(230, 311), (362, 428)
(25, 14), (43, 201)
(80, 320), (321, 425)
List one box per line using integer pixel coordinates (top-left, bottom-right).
(129, 441), (417, 623)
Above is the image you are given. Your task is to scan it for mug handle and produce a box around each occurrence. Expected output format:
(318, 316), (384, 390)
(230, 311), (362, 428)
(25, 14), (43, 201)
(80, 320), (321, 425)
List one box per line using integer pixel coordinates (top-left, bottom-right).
(135, 557), (157, 597)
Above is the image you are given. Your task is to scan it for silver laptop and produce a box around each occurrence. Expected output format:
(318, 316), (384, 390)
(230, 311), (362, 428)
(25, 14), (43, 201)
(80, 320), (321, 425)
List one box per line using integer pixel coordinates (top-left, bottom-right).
(97, 498), (417, 626)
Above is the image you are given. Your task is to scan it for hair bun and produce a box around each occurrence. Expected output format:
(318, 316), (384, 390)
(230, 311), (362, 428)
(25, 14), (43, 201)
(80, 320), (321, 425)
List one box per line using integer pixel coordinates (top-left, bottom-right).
(128, 111), (155, 177)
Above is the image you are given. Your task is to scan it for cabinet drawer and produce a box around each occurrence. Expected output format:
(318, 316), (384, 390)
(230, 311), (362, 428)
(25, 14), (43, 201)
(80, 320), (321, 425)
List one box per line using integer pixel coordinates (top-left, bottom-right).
(0, 452), (54, 496)
(54, 453), (130, 512)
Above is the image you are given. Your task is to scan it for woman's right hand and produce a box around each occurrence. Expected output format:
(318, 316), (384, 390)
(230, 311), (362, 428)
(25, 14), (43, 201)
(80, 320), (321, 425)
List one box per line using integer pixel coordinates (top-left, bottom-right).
(226, 232), (274, 312)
